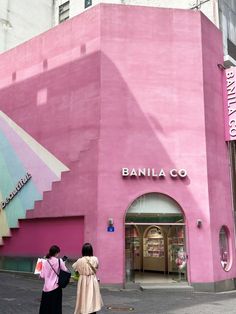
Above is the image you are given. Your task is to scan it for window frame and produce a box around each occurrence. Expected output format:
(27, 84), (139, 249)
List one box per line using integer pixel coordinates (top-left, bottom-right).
(59, 1), (70, 23)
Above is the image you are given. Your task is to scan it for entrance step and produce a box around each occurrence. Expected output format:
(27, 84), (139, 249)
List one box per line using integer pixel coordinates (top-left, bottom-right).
(140, 282), (194, 292)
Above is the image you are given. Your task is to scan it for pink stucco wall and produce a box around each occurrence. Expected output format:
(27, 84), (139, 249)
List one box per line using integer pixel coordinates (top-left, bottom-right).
(0, 5), (101, 247)
(0, 4), (234, 286)
(201, 14), (235, 283)
(0, 217), (84, 257)
(96, 5), (235, 284)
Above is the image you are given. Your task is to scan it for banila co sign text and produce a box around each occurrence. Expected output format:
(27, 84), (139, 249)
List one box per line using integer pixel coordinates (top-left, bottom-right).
(1, 173), (32, 209)
(121, 168), (187, 178)
(224, 67), (236, 141)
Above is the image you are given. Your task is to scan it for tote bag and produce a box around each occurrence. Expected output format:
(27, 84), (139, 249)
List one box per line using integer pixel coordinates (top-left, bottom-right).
(58, 269), (71, 288)
(48, 259), (71, 288)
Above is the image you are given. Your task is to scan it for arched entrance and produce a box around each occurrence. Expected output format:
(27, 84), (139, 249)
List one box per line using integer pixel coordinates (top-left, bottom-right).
(125, 193), (187, 284)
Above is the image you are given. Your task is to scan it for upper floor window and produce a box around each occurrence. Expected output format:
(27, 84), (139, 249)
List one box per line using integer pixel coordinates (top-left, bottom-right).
(85, 0), (92, 9)
(59, 1), (70, 23)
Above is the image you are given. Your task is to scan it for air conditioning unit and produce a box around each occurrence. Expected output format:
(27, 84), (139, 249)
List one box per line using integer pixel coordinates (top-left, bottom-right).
(224, 55), (236, 68)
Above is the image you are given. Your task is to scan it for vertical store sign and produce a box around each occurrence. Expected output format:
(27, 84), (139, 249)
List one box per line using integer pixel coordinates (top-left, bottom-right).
(224, 67), (236, 141)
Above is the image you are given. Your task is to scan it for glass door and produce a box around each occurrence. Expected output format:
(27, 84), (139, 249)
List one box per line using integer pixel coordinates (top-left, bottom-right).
(125, 225), (136, 282)
(167, 225), (187, 281)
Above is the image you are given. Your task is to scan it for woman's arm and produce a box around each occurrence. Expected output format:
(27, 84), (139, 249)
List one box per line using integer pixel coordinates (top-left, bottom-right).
(60, 259), (68, 271)
(95, 257), (99, 270)
(72, 260), (78, 271)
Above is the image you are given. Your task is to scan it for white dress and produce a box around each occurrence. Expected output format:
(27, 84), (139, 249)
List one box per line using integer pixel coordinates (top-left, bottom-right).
(72, 256), (103, 314)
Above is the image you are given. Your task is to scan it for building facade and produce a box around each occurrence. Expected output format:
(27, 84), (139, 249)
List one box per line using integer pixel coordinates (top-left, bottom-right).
(0, 4), (235, 292)
(1, 1), (236, 66)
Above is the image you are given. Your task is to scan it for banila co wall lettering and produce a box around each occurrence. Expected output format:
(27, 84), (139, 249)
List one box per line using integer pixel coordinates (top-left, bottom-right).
(1, 173), (32, 209)
(121, 168), (187, 178)
(224, 67), (236, 141)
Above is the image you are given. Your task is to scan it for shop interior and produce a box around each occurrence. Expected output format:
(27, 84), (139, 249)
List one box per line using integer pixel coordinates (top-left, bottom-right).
(125, 193), (187, 284)
(125, 217), (187, 284)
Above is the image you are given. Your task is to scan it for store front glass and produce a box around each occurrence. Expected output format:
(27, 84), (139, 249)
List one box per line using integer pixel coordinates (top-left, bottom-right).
(125, 225), (140, 282)
(125, 193), (187, 284)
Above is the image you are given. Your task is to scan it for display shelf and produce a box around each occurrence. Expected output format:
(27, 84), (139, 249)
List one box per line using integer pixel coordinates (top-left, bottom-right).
(143, 226), (166, 272)
(167, 236), (186, 273)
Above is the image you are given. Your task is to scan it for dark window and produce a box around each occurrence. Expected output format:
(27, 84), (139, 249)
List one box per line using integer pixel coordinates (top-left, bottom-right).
(59, 1), (70, 23)
(85, 0), (92, 9)
(227, 39), (236, 61)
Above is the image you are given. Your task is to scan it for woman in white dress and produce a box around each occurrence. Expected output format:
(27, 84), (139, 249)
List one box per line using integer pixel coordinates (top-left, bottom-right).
(72, 243), (103, 314)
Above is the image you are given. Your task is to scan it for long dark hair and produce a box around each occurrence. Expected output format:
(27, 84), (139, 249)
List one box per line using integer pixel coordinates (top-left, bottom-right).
(82, 243), (93, 257)
(46, 245), (60, 259)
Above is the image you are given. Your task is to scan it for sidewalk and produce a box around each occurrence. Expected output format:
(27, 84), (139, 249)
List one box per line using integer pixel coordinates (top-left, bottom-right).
(1, 272), (236, 314)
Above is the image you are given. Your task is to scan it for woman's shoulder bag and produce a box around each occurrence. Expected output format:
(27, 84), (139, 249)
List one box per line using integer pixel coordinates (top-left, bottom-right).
(86, 257), (100, 283)
(48, 258), (71, 288)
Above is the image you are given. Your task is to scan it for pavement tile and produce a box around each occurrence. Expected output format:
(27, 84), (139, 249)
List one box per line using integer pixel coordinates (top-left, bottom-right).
(0, 272), (236, 314)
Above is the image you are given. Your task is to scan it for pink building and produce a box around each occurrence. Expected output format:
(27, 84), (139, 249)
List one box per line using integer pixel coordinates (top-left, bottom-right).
(0, 4), (235, 292)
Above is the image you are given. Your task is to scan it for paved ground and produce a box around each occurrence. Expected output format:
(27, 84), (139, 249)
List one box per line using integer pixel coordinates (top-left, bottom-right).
(1, 272), (236, 313)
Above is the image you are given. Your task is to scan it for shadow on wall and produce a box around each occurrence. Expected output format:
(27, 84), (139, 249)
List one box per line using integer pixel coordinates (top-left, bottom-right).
(0, 49), (220, 282)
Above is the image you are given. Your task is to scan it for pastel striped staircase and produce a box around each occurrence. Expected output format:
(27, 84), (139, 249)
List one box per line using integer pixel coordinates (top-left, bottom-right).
(0, 111), (69, 246)
(25, 137), (98, 219)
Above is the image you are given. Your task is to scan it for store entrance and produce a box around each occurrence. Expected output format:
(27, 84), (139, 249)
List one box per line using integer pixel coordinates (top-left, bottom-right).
(125, 193), (187, 284)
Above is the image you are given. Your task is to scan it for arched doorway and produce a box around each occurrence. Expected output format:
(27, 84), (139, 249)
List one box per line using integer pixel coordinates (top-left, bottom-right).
(125, 193), (187, 284)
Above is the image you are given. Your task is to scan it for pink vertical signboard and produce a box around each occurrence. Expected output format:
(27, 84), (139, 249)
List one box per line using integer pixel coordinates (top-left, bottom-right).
(224, 67), (236, 141)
